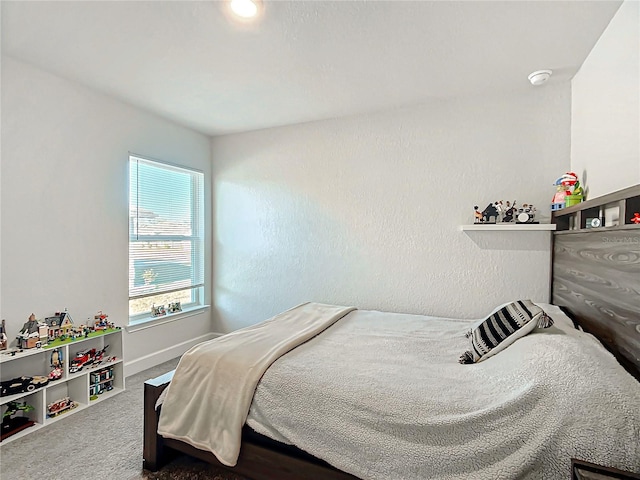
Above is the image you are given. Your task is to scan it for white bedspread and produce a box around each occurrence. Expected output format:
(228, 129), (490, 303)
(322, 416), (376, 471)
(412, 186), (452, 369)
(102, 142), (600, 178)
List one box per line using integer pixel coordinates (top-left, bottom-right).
(157, 302), (355, 466)
(246, 304), (640, 479)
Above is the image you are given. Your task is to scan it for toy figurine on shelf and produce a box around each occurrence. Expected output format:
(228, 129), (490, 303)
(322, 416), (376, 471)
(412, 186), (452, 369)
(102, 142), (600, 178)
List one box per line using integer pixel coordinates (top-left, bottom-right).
(94, 311), (112, 331)
(631, 212), (640, 224)
(551, 183), (566, 211)
(503, 201), (517, 223)
(473, 206), (483, 223)
(1, 401), (35, 441)
(516, 204), (538, 224)
(0, 319), (7, 351)
(167, 302), (182, 314)
(481, 203), (498, 223)
(151, 305), (166, 317)
(552, 172), (584, 210)
(48, 348), (64, 381)
(474, 200), (517, 223)
(494, 201), (504, 222)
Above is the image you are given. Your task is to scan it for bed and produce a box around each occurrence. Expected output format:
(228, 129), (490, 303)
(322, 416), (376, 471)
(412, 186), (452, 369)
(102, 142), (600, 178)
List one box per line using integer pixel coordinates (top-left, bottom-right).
(143, 185), (640, 480)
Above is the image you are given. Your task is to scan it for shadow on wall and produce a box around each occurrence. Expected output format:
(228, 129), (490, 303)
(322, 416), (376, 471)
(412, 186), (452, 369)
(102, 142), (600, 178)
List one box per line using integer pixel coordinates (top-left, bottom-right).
(462, 231), (552, 251)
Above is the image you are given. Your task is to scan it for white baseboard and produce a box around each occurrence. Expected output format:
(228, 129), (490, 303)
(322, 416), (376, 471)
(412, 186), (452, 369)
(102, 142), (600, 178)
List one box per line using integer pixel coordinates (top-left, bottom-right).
(124, 332), (223, 377)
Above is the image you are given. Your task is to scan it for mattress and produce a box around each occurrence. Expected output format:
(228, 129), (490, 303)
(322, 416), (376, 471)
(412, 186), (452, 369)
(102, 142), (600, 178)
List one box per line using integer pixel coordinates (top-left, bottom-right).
(245, 304), (640, 479)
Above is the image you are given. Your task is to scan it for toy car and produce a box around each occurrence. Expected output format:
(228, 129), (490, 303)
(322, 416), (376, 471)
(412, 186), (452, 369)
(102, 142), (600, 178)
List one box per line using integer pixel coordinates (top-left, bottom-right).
(47, 397), (78, 417)
(48, 367), (63, 381)
(69, 345), (109, 373)
(0, 375), (49, 397)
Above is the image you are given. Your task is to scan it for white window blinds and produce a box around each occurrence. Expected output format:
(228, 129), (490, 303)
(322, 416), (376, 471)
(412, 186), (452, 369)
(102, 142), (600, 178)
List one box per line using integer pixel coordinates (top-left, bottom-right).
(128, 155), (204, 318)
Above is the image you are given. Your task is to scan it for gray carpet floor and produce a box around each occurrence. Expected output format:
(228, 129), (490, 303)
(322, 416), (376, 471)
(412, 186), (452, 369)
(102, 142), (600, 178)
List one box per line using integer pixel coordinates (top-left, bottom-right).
(0, 358), (249, 480)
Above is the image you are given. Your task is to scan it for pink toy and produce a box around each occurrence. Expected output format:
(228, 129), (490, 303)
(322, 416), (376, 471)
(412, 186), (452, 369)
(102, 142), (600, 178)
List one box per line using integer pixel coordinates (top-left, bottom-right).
(552, 172), (584, 211)
(551, 186), (566, 211)
(631, 213), (640, 224)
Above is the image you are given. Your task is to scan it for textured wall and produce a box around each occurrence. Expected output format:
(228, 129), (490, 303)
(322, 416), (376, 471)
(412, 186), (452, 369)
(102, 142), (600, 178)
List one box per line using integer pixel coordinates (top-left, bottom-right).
(571, 0), (640, 199)
(211, 85), (571, 331)
(1, 57), (213, 372)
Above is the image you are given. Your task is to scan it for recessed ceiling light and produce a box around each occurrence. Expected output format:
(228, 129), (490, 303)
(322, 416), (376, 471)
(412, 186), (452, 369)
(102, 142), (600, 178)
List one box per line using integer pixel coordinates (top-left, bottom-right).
(528, 70), (553, 86)
(229, 0), (260, 19)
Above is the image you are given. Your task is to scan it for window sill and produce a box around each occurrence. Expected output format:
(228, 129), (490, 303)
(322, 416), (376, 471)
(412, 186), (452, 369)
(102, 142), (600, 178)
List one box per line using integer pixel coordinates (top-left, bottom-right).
(125, 305), (210, 333)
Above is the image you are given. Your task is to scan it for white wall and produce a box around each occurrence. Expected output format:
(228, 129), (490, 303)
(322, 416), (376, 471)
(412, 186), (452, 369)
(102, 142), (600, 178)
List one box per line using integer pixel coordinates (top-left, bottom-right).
(1, 57), (213, 375)
(571, 0), (639, 199)
(211, 85), (571, 330)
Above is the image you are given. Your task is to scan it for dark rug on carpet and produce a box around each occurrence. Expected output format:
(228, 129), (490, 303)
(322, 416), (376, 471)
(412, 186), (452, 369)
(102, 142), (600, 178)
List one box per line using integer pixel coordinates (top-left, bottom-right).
(130, 455), (249, 480)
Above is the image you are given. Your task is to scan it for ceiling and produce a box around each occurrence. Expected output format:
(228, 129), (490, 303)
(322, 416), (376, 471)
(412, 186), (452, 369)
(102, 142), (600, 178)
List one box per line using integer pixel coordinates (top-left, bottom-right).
(1, 1), (622, 137)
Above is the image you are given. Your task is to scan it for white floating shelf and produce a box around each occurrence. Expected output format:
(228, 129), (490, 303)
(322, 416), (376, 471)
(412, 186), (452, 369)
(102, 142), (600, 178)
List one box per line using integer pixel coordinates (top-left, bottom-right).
(460, 224), (556, 231)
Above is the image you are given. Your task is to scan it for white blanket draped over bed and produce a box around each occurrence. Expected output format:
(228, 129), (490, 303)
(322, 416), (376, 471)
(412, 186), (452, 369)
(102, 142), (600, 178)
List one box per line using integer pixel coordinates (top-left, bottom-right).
(157, 302), (355, 466)
(246, 304), (640, 479)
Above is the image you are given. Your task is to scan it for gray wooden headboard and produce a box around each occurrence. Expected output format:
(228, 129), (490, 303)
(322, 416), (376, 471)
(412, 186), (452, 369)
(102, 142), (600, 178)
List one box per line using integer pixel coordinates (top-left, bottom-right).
(551, 185), (640, 381)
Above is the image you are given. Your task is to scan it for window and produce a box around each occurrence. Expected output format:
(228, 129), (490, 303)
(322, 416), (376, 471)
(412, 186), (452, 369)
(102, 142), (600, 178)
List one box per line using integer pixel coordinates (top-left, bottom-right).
(129, 155), (204, 323)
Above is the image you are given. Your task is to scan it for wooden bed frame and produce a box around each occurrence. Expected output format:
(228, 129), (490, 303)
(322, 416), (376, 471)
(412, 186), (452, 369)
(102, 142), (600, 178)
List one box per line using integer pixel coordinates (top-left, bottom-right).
(143, 185), (640, 479)
(143, 371), (358, 480)
(551, 184), (640, 381)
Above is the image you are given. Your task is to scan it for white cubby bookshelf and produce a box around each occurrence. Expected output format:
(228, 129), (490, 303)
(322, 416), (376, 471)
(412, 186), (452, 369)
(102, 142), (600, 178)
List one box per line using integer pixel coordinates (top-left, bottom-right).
(0, 328), (124, 445)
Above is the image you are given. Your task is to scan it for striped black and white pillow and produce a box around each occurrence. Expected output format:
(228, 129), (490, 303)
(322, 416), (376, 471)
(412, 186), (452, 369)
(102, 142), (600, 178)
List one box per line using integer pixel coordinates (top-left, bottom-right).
(459, 300), (553, 364)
